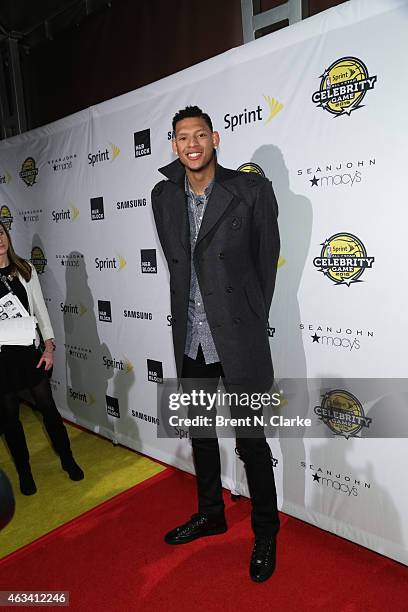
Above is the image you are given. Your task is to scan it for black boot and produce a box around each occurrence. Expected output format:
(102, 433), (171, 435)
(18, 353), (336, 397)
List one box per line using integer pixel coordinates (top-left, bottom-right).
(43, 415), (84, 481)
(60, 456), (84, 481)
(18, 466), (37, 496)
(4, 422), (37, 495)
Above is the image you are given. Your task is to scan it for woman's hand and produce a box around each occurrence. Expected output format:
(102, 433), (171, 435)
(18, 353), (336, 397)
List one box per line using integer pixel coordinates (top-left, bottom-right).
(37, 339), (55, 371)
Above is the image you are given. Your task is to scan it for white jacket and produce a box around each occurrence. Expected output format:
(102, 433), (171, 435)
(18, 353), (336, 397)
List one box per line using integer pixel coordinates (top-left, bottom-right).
(1, 263), (55, 347)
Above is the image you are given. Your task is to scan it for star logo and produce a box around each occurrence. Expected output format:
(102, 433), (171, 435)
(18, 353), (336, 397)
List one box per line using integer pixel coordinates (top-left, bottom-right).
(311, 333), (320, 343)
(310, 175), (319, 187)
(313, 473), (321, 482)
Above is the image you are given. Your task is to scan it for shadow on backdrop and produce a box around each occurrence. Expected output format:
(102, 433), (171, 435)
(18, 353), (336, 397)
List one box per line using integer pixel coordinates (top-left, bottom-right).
(249, 145), (313, 512)
(64, 251), (113, 438)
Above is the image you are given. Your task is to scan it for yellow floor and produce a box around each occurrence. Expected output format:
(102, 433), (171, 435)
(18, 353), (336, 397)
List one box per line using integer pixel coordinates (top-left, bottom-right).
(0, 404), (165, 559)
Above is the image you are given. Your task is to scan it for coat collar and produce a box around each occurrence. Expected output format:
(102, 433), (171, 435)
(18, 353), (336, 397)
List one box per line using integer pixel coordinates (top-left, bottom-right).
(158, 157), (240, 188)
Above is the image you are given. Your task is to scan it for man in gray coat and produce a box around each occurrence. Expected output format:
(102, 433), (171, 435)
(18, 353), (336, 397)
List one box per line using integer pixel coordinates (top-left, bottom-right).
(151, 106), (280, 582)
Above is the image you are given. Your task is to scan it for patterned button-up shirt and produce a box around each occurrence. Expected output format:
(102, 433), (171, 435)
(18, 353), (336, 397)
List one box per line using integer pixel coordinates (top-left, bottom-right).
(184, 175), (220, 364)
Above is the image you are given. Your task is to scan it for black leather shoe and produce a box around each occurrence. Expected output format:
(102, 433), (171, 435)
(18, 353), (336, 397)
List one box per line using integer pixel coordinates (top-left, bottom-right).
(18, 469), (37, 496)
(61, 459), (84, 481)
(164, 513), (227, 545)
(250, 536), (276, 582)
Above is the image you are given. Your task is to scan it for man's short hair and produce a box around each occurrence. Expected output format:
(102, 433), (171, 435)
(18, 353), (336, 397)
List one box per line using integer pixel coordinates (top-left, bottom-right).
(172, 106), (213, 136)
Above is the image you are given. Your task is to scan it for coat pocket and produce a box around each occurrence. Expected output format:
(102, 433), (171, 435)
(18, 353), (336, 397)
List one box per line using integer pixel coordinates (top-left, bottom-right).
(244, 283), (265, 320)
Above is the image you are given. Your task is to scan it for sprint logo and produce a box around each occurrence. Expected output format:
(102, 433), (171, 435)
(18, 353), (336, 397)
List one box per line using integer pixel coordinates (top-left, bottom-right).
(60, 302), (88, 316)
(68, 387), (96, 405)
(88, 143), (121, 167)
(52, 203), (80, 223)
(224, 96), (284, 132)
(95, 254), (127, 271)
(103, 355), (134, 373)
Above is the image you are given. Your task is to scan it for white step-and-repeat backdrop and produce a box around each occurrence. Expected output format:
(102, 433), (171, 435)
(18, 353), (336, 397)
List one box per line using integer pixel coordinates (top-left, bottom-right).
(1, 0), (407, 564)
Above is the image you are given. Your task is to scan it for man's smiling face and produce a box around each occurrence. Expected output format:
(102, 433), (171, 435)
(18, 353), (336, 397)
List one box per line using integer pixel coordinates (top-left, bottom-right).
(172, 116), (219, 173)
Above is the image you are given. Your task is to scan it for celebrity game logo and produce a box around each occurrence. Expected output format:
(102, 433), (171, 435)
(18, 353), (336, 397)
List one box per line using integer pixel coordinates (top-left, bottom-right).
(312, 56), (377, 117)
(237, 163), (265, 177)
(314, 390), (371, 438)
(313, 233), (374, 286)
(0, 205), (13, 230)
(19, 157), (39, 186)
(31, 246), (47, 274)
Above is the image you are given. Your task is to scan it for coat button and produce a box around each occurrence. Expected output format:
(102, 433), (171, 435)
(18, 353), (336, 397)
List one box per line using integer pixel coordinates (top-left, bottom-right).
(218, 252), (225, 259)
(171, 289), (176, 295)
(172, 258), (179, 263)
(233, 317), (241, 324)
(226, 286), (233, 293)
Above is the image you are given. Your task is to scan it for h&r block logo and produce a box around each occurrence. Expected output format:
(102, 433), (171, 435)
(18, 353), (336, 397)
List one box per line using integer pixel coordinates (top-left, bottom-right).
(98, 300), (112, 322)
(147, 359), (163, 383)
(134, 129), (151, 158)
(106, 395), (120, 418)
(141, 249), (157, 273)
(90, 197), (104, 220)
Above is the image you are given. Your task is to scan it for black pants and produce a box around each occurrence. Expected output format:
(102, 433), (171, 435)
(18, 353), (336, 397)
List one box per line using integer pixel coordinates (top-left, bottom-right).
(1, 377), (74, 473)
(182, 346), (280, 537)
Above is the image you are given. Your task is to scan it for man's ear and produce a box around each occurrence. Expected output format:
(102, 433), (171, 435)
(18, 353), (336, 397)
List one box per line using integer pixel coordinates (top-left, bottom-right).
(212, 131), (220, 149)
(172, 138), (178, 156)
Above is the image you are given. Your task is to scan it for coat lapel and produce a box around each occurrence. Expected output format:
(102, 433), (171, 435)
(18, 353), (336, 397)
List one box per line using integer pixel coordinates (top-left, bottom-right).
(195, 163), (238, 253)
(195, 182), (234, 248)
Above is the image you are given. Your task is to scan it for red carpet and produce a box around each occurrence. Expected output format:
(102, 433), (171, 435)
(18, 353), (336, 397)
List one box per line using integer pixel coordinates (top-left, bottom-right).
(0, 468), (407, 611)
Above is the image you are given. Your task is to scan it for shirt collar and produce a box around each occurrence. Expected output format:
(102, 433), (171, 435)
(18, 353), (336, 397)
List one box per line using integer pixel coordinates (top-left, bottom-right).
(185, 174), (214, 198)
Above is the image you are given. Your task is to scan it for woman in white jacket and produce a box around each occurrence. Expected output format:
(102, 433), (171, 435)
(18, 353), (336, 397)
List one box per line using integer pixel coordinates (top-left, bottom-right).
(0, 221), (84, 495)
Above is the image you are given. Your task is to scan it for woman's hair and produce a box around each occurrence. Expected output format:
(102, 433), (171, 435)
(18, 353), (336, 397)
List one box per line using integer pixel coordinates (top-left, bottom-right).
(0, 221), (32, 282)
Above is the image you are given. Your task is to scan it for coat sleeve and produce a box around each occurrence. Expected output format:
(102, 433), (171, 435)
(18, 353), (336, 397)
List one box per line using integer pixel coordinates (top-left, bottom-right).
(251, 179), (280, 313)
(151, 183), (170, 264)
(29, 265), (55, 341)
